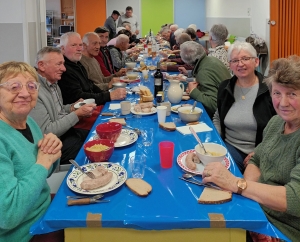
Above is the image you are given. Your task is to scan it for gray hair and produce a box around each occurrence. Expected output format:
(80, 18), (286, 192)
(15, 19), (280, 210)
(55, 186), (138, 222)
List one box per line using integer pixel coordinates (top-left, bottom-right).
(161, 27), (171, 34)
(122, 22), (131, 30)
(116, 34), (129, 45)
(174, 28), (184, 37)
(177, 33), (192, 45)
(227, 41), (257, 61)
(60, 32), (81, 47)
(82, 32), (99, 45)
(264, 55), (300, 90)
(35, 46), (62, 67)
(188, 24), (197, 32)
(170, 24), (179, 31)
(180, 41), (206, 65)
(209, 24), (228, 46)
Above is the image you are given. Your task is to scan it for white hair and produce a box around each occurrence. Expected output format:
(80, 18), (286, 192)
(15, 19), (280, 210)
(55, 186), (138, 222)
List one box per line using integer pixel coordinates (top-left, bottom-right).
(174, 28), (184, 37)
(60, 32), (81, 47)
(82, 32), (99, 45)
(188, 24), (197, 32)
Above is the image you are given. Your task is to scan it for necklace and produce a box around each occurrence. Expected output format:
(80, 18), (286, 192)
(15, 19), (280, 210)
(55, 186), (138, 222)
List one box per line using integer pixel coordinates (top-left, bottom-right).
(239, 86), (253, 100)
(237, 76), (258, 100)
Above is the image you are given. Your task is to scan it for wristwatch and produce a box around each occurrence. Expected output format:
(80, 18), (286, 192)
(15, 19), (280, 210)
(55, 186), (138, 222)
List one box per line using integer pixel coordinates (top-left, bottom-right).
(237, 179), (247, 194)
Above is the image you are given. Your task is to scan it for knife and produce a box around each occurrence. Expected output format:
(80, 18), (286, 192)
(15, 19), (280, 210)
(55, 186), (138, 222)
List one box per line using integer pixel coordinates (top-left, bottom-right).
(101, 112), (114, 116)
(67, 198), (110, 206)
(179, 177), (222, 190)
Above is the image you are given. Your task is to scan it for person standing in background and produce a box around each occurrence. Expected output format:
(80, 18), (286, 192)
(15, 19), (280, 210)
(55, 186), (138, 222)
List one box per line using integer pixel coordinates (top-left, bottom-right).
(104, 10), (120, 40)
(118, 6), (139, 38)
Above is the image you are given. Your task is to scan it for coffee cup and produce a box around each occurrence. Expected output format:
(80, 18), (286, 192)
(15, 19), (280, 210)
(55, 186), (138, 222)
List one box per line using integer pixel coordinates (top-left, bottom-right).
(120, 101), (131, 115)
(160, 102), (171, 116)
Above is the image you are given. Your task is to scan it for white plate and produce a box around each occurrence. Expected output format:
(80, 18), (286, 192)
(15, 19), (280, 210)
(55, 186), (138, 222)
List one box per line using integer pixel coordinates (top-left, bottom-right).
(131, 106), (157, 115)
(66, 162), (127, 195)
(90, 129), (138, 148)
(177, 149), (231, 175)
(171, 105), (181, 113)
(120, 76), (140, 83)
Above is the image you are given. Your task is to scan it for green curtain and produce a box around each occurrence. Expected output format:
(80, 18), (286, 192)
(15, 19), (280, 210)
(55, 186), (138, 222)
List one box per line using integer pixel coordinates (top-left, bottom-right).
(141, 0), (174, 37)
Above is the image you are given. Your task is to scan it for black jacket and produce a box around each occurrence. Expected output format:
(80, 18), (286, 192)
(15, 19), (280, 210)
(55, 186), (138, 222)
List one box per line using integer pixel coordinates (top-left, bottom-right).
(58, 56), (111, 105)
(216, 71), (276, 146)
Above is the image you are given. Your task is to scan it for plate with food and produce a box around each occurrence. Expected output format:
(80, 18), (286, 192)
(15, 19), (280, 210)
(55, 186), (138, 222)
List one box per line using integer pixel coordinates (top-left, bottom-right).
(91, 129), (138, 148)
(120, 75), (140, 83)
(177, 149), (230, 175)
(161, 62), (177, 66)
(66, 162), (127, 195)
(131, 106), (157, 115)
(171, 104), (192, 113)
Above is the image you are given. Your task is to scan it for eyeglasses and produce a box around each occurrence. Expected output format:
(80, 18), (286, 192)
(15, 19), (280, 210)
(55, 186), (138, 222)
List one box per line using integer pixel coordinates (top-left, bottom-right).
(229, 56), (256, 65)
(0, 80), (40, 94)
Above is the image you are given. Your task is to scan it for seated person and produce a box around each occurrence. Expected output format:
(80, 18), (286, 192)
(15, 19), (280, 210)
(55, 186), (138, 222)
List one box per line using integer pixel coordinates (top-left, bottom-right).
(213, 41), (276, 172)
(109, 34), (138, 72)
(0, 61), (62, 241)
(161, 33), (194, 72)
(208, 24), (230, 71)
(180, 41), (231, 118)
(58, 32), (127, 105)
(30, 46), (96, 165)
(203, 55), (300, 242)
(161, 27), (176, 49)
(184, 27), (201, 45)
(94, 26), (126, 77)
(81, 32), (120, 91)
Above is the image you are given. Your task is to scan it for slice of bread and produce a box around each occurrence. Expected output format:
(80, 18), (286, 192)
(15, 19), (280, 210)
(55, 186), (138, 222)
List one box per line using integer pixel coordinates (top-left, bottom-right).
(198, 187), (232, 204)
(159, 122), (176, 131)
(182, 96), (190, 101)
(126, 178), (152, 197)
(109, 118), (126, 126)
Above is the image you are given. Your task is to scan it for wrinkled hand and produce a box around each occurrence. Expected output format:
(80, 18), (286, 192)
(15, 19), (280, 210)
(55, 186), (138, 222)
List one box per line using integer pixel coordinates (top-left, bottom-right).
(116, 68), (127, 77)
(202, 162), (238, 192)
(75, 103), (97, 118)
(187, 81), (198, 93)
(38, 133), (62, 154)
(110, 88), (127, 100)
(178, 67), (188, 75)
(243, 152), (254, 168)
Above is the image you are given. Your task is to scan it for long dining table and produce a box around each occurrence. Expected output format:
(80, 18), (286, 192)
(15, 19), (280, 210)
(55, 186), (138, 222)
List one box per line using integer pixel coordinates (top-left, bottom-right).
(30, 65), (289, 242)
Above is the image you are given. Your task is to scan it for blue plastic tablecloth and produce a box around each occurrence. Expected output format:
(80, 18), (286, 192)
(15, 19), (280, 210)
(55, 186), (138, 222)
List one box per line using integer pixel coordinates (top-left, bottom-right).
(30, 70), (290, 241)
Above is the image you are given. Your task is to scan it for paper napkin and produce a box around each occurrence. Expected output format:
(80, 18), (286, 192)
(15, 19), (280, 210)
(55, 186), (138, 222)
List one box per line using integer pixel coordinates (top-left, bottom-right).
(176, 123), (212, 135)
(109, 103), (121, 110)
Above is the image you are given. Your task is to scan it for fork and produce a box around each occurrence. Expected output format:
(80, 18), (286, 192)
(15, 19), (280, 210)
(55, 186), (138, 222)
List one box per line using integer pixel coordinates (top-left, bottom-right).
(69, 159), (96, 179)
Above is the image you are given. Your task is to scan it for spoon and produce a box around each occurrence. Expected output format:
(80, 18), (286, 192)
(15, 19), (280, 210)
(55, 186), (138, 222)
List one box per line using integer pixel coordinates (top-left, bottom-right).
(182, 173), (200, 181)
(190, 101), (197, 114)
(189, 126), (211, 156)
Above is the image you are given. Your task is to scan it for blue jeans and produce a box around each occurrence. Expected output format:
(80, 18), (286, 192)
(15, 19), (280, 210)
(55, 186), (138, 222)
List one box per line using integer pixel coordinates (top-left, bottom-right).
(224, 141), (247, 173)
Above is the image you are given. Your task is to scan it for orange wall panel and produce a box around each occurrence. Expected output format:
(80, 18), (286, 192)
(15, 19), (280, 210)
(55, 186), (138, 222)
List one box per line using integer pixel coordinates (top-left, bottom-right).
(76, 0), (106, 37)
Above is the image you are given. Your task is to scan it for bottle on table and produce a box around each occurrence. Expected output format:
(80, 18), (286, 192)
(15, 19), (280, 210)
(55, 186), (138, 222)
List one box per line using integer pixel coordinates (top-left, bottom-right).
(154, 61), (163, 97)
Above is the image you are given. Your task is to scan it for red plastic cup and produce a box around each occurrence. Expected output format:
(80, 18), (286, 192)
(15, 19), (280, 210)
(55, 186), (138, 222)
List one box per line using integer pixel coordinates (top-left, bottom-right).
(159, 141), (174, 168)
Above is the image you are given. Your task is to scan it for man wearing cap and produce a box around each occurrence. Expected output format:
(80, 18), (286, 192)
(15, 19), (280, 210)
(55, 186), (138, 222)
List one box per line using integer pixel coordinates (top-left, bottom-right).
(104, 10), (120, 40)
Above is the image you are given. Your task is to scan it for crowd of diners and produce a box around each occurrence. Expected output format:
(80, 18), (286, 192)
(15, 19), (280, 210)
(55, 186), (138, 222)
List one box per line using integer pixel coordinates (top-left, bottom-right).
(0, 5), (299, 242)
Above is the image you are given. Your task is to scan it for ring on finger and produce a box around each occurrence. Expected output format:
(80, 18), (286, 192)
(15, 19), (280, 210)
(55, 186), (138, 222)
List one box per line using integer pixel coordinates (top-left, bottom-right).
(206, 170), (211, 177)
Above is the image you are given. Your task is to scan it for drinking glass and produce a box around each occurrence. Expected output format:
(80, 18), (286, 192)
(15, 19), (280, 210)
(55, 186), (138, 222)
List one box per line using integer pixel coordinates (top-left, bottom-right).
(141, 128), (154, 147)
(130, 154), (146, 179)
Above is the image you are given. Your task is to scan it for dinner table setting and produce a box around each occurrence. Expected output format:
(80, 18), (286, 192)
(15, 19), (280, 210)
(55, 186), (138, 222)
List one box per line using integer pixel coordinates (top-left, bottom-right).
(30, 51), (290, 242)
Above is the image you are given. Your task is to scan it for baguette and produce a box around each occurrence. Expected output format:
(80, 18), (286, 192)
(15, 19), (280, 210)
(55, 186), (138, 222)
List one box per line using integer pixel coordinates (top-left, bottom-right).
(159, 122), (176, 131)
(109, 118), (126, 126)
(198, 187), (232, 204)
(126, 178), (152, 196)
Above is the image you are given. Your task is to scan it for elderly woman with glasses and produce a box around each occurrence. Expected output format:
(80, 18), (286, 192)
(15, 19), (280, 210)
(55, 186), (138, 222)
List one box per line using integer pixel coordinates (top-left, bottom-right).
(204, 55), (300, 242)
(213, 41), (276, 173)
(0, 61), (62, 241)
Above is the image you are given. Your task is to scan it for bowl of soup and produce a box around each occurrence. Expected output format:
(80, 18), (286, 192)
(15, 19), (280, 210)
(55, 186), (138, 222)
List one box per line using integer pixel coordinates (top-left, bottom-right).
(126, 72), (139, 80)
(125, 62), (136, 69)
(195, 143), (227, 166)
(178, 106), (202, 123)
(84, 139), (114, 162)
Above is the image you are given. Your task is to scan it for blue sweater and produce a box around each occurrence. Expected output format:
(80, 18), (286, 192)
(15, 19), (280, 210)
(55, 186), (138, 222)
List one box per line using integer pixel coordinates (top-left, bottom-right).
(0, 117), (58, 241)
